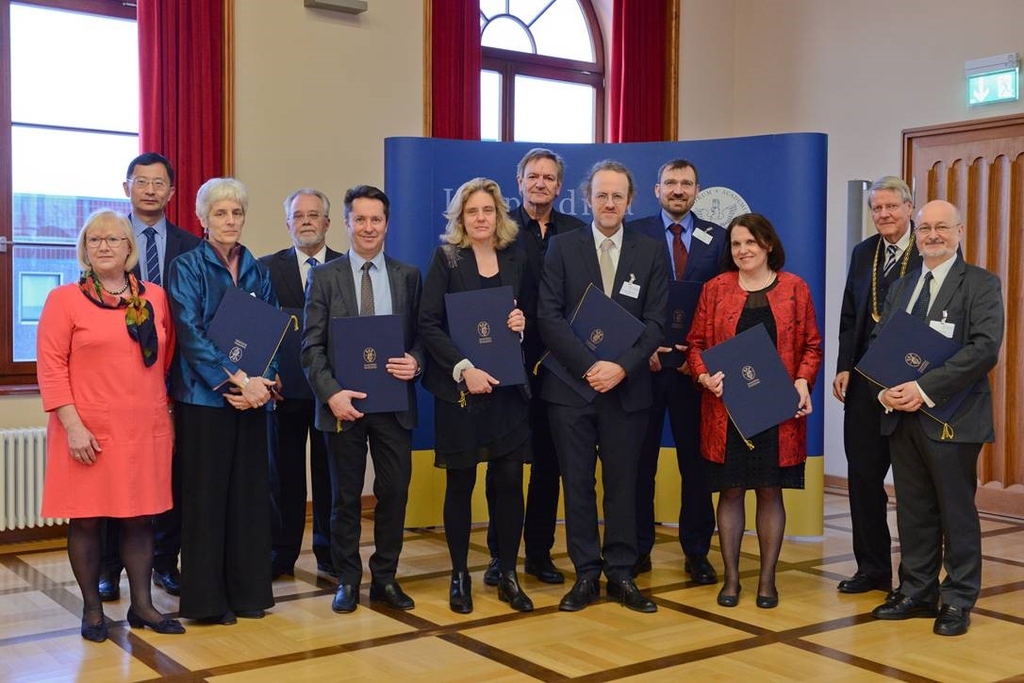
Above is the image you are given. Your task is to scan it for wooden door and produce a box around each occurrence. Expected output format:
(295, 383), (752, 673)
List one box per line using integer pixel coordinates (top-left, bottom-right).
(904, 113), (1024, 518)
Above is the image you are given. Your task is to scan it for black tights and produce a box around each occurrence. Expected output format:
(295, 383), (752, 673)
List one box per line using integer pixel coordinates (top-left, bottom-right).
(445, 458), (523, 573)
(716, 486), (785, 597)
(68, 516), (162, 624)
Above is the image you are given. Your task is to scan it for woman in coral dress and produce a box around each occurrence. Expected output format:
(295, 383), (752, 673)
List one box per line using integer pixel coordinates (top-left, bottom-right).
(37, 210), (184, 642)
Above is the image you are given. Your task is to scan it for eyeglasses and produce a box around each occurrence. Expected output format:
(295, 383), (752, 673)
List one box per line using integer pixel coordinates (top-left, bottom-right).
(916, 224), (958, 235)
(128, 177), (169, 190)
(594, 192), (628, 205)
(86, 236), (129, 248)
(290, 211), (325, 222)
(660, 179), (696, 189)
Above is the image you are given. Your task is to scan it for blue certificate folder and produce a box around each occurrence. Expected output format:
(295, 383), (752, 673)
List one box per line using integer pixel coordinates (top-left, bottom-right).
(278, 307), (312, 400)
(445, 286), (527, 386)
(701, 323), (799, 440)
(208, 286), (293, 388)
(661, 280), (704, 369)
(855, 309), (967, 424)
(330, 314), (408, 414)
(540, 283), (646, 401)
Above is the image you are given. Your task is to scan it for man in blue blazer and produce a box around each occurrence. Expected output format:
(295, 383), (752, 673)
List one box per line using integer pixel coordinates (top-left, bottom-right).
(538, 160), (668, 613)
(870, 200), (1004, 637)
(627, 159), (726, 584)
(261, 189), (343, 580)
(99, 153), (201, 601)
(301, 185), (424, 614)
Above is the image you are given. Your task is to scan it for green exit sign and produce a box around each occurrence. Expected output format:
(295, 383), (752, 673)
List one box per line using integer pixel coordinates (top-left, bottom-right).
(967, 68), (1019, 105)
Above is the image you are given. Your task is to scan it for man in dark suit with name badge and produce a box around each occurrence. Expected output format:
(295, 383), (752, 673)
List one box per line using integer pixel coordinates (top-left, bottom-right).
(870, 200), (1004, 637)
(833, 176), (921, 596)
(260, 189), (343, 579)
(628, 159), (725, 583)
(302, 185), (424, 613)
(538, 160), (668, 613)
(98, 153), (201, 601)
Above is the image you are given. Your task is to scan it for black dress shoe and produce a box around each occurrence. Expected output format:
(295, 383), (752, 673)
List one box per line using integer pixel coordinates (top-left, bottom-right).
(370, 581), (415, 610)
(717, 584), (742, 607)
(449, 570), (473, 614)
(497, 571), (534, 612)
(631, 553), (652, 577)
(332, 584), (359, 613)
(317, 562), (340, 578)
(685, 555), (718, 585)
(196, 611), (237, 625)
(271, 564), (294, 581)
(756, 590), (779, 609)
(152, 568), (181, 596)
(483, 557), (500, 587)
(837, 572), (891, 594)
(98, 573), (120, 602)
(559, 577), (598, 612)
(933, 604), (970, 636)
(524, 556), (565, 584)
(81, 608), (108, 643)
(126, 606), (186, 634)
(607, 578), (657, 613)
(871, 594), (938, 620)
(235, 609), (266, 619)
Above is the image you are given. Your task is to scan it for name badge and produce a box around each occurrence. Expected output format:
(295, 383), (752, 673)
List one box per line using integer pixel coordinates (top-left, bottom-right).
(692, 228), (713, 245)
(620, 276), (641, 299)
(929, 320), (955, 339)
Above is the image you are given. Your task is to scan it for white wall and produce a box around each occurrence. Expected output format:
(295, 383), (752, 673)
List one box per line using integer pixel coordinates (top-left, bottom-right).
(678, 0), (1024, 478)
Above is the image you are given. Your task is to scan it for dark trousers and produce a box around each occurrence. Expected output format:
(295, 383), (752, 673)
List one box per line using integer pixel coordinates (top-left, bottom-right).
(324, 413), (412, 586)
(889, 414), (982, 608)
(486, 383), (561, 561)
(101, 444), (182, 575)
(176, 403), (274, 619)
(548, 395), (645, 582)
(268, 400), (333, 571)
(843, 372), (895, 581)
(635, 370), (714, 558)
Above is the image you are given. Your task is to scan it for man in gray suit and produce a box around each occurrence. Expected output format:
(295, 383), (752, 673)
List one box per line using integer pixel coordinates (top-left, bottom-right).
(870, 200), (1004, 636)
(301, 185), (424, 614)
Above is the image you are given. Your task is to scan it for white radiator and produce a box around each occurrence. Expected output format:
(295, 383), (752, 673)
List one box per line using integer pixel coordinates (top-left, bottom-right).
(0, 427), (64, 531)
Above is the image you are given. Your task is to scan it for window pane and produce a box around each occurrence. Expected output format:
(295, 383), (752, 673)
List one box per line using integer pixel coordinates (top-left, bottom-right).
(11, 4), (138, 132)
(529, 0), (593, 62)
(481, 16), (534, 53)
(481, 70), (502, 141)
(12, 246), (80, 362)
(513, 76), (594, 143)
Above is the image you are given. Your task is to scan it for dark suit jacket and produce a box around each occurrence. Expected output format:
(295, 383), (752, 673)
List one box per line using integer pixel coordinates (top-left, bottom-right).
(301, 253), (424, 431)
(537, 227), (668, 412)
(130, 216), (202, 280)
(418, 244), (533, 404)
(837, 231), (922, 374)
(510, 205), (585, 369)
(260, 245), (344, 309)
(626, 212), (726, 285)
(876, 256), (1003, 443)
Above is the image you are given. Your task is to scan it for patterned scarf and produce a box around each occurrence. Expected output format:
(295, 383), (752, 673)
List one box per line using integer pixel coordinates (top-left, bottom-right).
(78, 270), (159, 368)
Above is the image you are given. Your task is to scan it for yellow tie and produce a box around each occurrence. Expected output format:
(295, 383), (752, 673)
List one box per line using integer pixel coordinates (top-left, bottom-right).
(599, 238), (615, 297)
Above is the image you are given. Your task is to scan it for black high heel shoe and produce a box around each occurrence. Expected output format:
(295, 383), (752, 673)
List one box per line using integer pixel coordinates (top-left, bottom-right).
(81, 607), (108, 643)
(497, 570), (534, 612)
(449, 570), (473, 614)
(126, 606), (186, 634)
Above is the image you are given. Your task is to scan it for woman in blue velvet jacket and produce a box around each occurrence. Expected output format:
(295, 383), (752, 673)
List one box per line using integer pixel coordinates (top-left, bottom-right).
(166, 177), (278, 624)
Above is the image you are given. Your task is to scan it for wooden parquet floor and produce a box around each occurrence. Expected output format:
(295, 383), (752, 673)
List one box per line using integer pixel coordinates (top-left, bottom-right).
(2, 492), (1024, 682)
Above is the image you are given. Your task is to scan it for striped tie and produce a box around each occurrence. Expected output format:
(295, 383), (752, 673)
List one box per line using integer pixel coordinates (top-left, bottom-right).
(143, 227), (160, 285)
(882, 243), (898, 277)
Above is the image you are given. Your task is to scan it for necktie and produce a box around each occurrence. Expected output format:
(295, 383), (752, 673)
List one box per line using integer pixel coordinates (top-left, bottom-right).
(303, 256), (317, 289)
(882, 243), (898, 277)
(668, 223), (688, 280)
(599, 238), (616, 297)
(910, 271), (933, 318)
(359, 261), (375, 316)
(143, 227), (160, 285)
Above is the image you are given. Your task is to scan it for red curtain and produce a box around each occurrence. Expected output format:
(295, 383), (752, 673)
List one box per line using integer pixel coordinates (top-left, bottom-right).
(430, 0), (481, 140)
(138, 1), (224, 237)
(608, 0), (668, 142)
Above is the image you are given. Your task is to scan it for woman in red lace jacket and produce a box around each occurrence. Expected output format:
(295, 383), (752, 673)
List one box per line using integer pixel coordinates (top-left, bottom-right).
(687, 213), (822, 610)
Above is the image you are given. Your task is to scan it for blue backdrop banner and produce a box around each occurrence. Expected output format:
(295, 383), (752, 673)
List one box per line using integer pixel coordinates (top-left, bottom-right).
(384, 134), (827, 455)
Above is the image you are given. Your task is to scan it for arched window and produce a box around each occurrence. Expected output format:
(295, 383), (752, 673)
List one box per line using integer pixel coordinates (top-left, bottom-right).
(480, 0), (605, 143)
